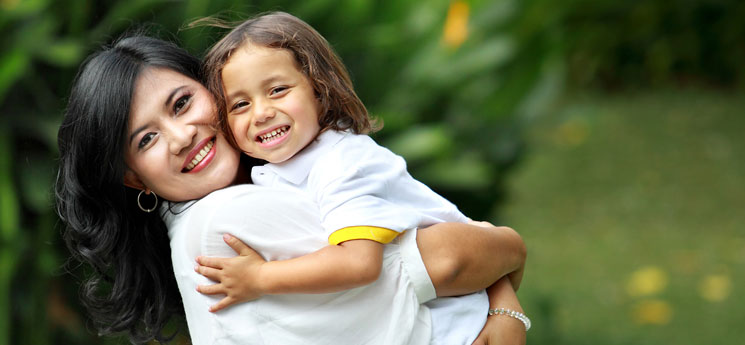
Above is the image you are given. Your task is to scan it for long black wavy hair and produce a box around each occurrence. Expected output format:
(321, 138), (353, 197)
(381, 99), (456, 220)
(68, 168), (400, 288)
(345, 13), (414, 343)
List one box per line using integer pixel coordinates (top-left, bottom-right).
(55, 35), (203, 343)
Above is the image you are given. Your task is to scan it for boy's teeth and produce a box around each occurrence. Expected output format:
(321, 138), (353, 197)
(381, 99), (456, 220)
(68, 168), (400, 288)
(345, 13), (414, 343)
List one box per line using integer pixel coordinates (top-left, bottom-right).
(260, 126), (288, 143)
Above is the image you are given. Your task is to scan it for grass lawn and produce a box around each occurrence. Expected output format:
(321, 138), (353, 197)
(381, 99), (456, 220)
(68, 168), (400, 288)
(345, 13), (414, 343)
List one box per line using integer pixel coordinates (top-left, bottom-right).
(501, 89), (745, 345)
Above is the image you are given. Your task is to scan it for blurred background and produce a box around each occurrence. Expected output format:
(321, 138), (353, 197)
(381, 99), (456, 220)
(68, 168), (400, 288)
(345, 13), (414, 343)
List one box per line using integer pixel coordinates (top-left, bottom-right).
(1, 0), (743, 344)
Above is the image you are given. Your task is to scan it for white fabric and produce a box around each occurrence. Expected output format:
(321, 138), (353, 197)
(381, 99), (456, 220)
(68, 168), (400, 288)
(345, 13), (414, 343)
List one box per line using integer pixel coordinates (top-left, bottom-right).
(165, 185), (432, 345)
(251, 130), (470, 239)
(251, 130), (488, 345)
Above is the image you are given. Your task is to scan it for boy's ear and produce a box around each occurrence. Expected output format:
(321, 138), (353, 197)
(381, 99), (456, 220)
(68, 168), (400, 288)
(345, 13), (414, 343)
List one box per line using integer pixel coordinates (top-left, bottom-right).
(123, 169), (146, 190)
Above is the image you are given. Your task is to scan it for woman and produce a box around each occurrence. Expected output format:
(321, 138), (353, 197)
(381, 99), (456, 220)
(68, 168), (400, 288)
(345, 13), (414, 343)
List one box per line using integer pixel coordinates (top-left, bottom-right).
(56, 35), (527, 344)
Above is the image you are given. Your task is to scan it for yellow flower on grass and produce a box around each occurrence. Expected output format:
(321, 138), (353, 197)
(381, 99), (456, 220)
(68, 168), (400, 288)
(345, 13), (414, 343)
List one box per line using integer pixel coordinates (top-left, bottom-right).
(443, 1), (469, 49)
(699, 274), (731, 302)
(631, 299), (672, 325)
(554, 118), (589, 148)
(627, 266), (668, 297)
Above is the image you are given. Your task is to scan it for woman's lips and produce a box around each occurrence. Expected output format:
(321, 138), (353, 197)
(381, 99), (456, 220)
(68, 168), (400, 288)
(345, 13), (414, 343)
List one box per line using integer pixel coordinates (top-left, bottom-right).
(182, 137), (216, 173)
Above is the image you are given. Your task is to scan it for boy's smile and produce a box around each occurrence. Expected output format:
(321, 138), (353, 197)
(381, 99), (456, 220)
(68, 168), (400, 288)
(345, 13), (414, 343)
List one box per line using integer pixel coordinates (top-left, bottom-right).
(222, 44), (321, 164)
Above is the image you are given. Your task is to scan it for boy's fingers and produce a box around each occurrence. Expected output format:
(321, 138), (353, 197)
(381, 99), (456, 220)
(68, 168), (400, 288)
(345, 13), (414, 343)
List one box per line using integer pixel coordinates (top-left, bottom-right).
(223, 234), (253, 256)
(209, 297), (236, 313)
(196, 255), (225, 269)
(196, 283), (224, 295)
(195, 265), (222, 281)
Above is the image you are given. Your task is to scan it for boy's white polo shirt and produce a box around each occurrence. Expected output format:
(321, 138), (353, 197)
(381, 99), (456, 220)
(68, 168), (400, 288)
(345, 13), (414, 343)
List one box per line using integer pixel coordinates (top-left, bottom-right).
(251, 130), (469, 245)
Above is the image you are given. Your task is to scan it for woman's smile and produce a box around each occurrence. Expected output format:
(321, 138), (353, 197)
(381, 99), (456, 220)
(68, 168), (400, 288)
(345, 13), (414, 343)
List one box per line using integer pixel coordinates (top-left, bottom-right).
(183, 137), (216, 173)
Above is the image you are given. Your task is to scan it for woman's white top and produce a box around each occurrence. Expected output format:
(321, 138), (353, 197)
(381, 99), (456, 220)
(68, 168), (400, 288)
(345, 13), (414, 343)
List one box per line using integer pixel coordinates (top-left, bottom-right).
(165, 185), (433, 345)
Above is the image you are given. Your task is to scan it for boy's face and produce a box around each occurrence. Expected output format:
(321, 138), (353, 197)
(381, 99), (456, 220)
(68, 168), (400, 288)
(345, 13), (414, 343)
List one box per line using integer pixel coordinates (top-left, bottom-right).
(222, 44), (321, 164)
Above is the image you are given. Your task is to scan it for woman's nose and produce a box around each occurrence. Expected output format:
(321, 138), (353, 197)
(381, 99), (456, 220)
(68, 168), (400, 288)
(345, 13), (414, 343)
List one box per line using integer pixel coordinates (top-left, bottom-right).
(164, 120), (197, 155)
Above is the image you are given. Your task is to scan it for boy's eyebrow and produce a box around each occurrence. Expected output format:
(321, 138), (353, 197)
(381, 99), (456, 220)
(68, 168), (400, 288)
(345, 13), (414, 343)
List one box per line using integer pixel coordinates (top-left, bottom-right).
(225, 75), (285, 100)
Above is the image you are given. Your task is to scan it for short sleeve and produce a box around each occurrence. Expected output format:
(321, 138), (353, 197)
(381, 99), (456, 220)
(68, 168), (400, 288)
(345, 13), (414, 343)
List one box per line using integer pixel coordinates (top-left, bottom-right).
(308, 135), (423, 243)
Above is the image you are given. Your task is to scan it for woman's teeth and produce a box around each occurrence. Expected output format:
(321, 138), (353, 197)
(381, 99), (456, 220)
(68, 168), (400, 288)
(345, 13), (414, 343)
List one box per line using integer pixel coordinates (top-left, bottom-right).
(258, 126), (289, 143)
(185, 139), (214, 171)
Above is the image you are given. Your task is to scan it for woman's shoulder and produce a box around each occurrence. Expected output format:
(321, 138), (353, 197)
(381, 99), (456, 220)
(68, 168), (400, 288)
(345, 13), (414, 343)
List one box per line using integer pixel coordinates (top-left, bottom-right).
(195, 184), (316, 219)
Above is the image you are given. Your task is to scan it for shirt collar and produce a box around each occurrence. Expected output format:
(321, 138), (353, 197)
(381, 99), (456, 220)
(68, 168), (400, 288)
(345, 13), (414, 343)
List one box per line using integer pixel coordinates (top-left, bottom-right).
(264, 130), (347, 185)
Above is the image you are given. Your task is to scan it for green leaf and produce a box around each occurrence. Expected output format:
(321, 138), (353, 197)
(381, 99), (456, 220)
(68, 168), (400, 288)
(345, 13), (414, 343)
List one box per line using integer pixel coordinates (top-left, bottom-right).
(19, 152), (55, 214)
(34, 38), (86, 67)
(0, 125), (19, 242)
(383, 125), (453, 162)
(0, 48), (29, 104)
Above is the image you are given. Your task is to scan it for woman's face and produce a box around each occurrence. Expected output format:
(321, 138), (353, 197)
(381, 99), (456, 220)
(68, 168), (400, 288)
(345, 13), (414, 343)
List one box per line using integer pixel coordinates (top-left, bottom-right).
(124, 67), (241, 202)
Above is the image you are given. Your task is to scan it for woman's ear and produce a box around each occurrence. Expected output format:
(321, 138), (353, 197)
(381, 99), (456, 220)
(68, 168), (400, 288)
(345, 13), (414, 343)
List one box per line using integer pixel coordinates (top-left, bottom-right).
(123, 169), (146, 190)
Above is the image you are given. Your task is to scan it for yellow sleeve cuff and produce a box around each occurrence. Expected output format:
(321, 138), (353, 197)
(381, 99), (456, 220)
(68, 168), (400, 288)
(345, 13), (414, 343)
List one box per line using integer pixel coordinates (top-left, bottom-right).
(328, 226), (400, 245)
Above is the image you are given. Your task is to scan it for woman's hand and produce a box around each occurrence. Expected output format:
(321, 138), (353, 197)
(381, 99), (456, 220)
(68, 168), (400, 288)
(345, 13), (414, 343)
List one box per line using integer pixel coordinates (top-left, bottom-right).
(471, 276), (527, 345)
(471, 314), (527, 345)
(194, 234), (267, 312)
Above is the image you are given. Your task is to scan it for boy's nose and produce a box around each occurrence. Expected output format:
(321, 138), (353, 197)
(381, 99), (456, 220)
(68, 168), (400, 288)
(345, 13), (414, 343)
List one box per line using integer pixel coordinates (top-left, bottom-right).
(252, 100), (276, 125)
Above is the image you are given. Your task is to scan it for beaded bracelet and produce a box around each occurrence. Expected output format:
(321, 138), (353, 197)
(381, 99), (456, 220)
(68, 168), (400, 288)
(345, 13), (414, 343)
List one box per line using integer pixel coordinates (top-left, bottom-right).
(488, 308), (532, 331)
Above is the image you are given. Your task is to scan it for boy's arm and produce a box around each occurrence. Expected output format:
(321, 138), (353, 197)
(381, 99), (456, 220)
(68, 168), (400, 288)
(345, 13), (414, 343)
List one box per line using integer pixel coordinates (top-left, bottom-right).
(416, 222), (526, 296)
(195, 235), (383, 312)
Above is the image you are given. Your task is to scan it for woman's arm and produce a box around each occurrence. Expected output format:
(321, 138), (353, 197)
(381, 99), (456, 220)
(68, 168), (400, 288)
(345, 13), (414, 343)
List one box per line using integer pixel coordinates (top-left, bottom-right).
(472, 277), (527, 345)
(416, 222), (528, 345)
(416, 222), (526, 296)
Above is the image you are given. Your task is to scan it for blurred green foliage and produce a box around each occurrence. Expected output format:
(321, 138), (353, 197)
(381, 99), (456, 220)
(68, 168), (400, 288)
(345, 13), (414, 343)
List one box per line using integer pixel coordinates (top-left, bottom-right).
(560, 0), (745, 88)
(0, 0), (741, 344)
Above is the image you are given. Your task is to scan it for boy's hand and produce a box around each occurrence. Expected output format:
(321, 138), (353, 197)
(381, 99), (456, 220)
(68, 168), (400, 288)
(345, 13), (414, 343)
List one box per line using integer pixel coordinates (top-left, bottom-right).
(471, 314), (526, 345)
(194, 234), (267, 312)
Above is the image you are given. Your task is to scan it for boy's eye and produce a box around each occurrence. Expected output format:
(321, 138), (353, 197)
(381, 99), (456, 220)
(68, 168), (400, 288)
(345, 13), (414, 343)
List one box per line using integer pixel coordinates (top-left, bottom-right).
(230, 100), (250, 112)
(138, 132), (157, 149)
(173, 94), (192, 115)
(270, 86), (288, 95)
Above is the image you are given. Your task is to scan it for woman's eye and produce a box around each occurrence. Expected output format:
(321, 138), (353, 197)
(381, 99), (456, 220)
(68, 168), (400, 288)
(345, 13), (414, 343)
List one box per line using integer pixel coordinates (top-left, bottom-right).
(138, 132), (157, 149)
(230, 100), (250, 112)
(173, 94), (192, 115)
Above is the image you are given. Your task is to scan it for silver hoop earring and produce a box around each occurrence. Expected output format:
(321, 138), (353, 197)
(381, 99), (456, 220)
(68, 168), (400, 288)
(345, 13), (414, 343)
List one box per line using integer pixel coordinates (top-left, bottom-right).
(137, 190), (158, 213)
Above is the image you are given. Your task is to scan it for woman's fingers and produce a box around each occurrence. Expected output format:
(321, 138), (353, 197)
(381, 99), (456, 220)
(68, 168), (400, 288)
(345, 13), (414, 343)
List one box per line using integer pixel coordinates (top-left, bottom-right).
(471, 338), (487, 345)
(471, 327), (488, 345)
(467, 219), (496, 228)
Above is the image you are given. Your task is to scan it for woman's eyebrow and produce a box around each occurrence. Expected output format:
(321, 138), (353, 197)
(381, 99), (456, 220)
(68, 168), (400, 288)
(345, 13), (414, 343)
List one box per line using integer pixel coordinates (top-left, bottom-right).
(129, 124), (147, 146)
(165, 86), (187, 108)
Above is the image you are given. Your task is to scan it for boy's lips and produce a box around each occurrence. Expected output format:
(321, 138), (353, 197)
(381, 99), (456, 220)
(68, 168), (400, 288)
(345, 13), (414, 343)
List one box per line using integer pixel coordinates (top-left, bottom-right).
(182, 137), (216, 173)
(255, 125), (290, 148)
